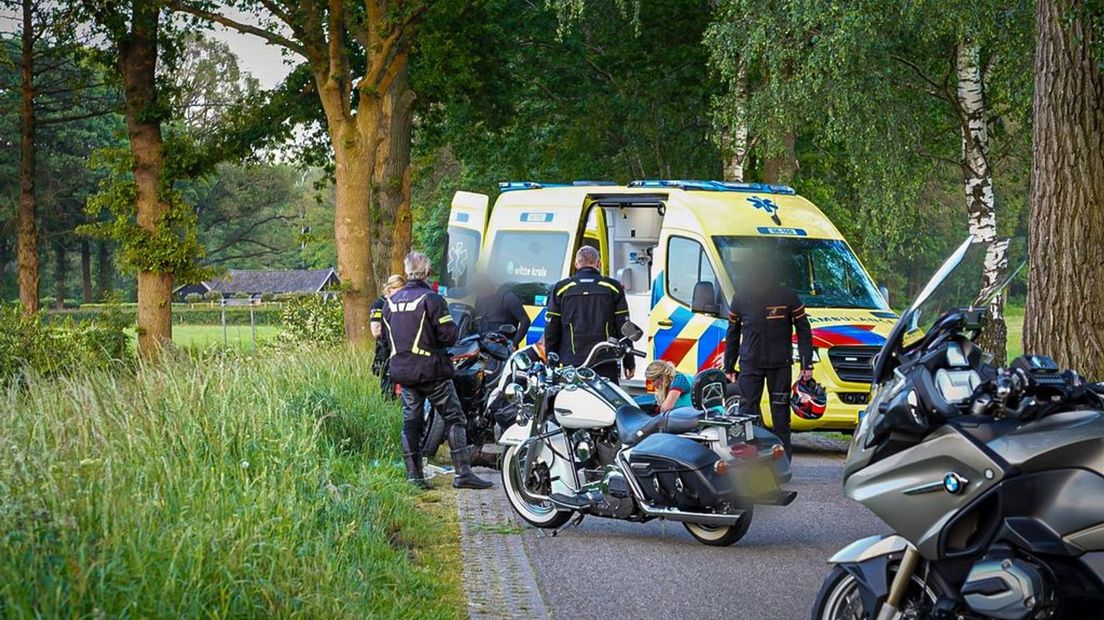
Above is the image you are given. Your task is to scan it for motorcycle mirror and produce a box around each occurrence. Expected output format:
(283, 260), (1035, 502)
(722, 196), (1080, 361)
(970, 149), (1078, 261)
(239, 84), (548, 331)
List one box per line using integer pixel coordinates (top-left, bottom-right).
(499, 324), (517, 337)
(547, 352), (560, 366)
(505, 383), (525, 405)
(621, 321), (644, 342)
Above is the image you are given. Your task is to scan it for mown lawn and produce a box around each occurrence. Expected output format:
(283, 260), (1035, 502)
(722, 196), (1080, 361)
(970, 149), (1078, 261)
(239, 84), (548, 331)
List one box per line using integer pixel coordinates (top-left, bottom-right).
(0, 349), (464, 619)
(1006, 306), (1025, 359)
(124, 324), (281, 350)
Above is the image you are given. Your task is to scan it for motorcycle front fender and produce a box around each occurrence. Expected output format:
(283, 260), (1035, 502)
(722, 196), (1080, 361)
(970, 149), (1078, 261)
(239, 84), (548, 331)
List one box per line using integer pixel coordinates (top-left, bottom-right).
(827, 535), (914, 614)
(498, 421), (531, 446)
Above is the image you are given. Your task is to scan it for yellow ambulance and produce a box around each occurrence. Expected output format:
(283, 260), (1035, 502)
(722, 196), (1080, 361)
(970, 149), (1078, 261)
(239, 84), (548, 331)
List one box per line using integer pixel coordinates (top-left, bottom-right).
(442, 180), (896, 431)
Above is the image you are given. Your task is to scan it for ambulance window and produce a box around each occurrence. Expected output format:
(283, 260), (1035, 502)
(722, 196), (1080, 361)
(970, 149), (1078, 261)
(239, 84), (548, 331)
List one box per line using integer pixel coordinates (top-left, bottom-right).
(667, 236), (719, 307)
(486, 231), (570, 304)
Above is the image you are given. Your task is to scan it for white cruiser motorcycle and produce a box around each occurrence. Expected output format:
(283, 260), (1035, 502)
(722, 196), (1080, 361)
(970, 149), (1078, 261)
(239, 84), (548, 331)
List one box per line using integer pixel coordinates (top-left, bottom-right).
(497, 322), (795, 546)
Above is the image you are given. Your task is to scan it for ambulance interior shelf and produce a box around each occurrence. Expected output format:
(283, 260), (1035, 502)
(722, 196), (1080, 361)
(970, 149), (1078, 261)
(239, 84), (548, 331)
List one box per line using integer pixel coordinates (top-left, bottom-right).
(607, 206), (662, 296)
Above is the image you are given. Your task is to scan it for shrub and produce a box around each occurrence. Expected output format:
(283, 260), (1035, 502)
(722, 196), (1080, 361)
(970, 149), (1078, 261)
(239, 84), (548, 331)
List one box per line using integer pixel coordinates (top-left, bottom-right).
(203, 290), (222, 302)
(232, 291), (251, 300)
(184, 292), (202, 304)
(279, 295), (344, 345)
(0, 304), (129, 383)
(0, 350), (463, 618)
(260, 292), (275, 302)
(45, 306), (283, 326)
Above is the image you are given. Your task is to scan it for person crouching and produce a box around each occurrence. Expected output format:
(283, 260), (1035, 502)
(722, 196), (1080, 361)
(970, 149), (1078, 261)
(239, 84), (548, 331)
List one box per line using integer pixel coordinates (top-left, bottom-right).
(381, 251), (493, 490)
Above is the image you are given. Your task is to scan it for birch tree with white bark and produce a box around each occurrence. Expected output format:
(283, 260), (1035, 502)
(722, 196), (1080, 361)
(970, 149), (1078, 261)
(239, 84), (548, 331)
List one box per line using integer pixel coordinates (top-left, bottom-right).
(955, 39), (1009, 361)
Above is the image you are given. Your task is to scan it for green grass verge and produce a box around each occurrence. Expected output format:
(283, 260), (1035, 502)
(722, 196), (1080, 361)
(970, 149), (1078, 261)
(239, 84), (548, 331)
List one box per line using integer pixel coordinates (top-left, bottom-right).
(0, 349), (463, 619)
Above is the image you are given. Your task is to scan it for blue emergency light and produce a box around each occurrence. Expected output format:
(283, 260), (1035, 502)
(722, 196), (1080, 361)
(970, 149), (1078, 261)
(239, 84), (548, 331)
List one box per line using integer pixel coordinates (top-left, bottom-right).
(628, 180), (796, 195)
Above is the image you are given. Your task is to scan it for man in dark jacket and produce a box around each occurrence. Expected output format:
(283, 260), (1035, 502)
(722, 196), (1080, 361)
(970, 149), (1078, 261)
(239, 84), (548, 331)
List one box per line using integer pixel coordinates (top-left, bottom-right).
(382, 251), (492, 490)
(723, 256), (814, 456)
(472, 274), (531, 346)
(545, 246), (635, 383)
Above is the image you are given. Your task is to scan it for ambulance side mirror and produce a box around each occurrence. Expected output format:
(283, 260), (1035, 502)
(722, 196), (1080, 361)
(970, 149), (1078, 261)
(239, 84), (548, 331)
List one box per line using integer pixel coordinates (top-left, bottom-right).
(691, 281), (721, 316)
(879, 285), (891, 307)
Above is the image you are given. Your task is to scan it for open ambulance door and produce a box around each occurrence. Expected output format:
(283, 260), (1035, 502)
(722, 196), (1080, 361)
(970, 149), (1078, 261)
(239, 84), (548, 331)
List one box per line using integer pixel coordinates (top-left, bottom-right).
(441, 191), (489, 300)
(580, 193), (668, 386)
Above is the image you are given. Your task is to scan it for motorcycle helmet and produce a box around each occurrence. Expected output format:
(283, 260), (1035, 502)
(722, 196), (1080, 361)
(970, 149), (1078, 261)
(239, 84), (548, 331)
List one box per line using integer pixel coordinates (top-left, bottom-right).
(791, 377), (828, 420)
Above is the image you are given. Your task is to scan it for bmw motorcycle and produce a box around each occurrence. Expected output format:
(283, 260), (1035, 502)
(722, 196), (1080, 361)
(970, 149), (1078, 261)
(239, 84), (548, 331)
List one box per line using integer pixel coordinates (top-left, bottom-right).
(812, 237), (1104, 619)
(497, 322), (796, 546)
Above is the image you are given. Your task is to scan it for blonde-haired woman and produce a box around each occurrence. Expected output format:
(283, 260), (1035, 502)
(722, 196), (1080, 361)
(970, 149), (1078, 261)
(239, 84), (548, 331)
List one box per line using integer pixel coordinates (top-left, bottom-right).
(370, 274), (406, 399)
(644, 360), (694, 413)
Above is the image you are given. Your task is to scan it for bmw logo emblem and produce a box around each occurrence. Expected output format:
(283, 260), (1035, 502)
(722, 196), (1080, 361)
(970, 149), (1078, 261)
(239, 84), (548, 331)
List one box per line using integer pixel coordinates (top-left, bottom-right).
(943, 472), (968, 494)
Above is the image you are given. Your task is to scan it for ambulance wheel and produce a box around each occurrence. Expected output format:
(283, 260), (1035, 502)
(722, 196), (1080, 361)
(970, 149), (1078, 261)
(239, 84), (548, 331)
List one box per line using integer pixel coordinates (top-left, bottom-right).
(683, 508), (753, 546)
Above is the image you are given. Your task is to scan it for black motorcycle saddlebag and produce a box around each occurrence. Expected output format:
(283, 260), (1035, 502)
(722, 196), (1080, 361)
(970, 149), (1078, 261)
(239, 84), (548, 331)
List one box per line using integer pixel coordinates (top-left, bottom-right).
(628, 434), (734, 510)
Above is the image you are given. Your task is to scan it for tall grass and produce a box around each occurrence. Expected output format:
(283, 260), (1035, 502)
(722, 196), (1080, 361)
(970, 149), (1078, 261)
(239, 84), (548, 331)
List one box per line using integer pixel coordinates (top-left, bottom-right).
(0, 349), (462, 618)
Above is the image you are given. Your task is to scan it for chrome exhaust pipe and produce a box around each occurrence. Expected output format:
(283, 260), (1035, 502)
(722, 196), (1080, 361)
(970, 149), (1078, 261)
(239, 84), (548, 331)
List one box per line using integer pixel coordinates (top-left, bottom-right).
(639, 505), (747, 527)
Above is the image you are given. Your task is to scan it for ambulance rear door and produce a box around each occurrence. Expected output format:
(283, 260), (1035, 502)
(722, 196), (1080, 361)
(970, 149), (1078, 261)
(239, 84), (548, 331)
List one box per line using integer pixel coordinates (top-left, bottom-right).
(441, 191), (489, 299)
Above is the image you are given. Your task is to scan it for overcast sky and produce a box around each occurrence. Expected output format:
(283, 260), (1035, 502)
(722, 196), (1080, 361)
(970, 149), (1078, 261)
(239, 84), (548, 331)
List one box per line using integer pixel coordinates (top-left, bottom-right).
(0, 5), (294, 90)
(202, 9), (294, 90)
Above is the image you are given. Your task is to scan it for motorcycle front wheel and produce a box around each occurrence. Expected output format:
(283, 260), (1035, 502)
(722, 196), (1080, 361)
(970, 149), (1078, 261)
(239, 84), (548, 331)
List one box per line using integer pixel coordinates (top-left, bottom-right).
(682, 507), (752, 547)
(501, 444), (573, 529)
(811, 564), (938, 620)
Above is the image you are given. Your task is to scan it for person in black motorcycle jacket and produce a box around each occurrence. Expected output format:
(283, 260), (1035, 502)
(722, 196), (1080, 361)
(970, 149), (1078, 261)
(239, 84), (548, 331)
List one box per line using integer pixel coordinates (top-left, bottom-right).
(370, 273), (406, 400)
(472, 274), (530, 346)
(545, 246), (635, 383)
(382, 251), (493, 490)
(723, 252), (813, 457)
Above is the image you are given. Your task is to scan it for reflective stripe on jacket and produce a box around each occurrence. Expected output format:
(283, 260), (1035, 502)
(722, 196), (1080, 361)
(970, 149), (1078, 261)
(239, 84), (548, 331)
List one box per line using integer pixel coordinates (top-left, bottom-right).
(381, 280), (458, 385)
(545, 266), (632, 369)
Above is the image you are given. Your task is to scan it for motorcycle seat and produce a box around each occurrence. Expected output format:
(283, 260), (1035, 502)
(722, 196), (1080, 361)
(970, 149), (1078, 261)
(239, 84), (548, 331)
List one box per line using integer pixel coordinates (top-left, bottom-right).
(448, 338), (480, 359)
(616, 405), (703, 446)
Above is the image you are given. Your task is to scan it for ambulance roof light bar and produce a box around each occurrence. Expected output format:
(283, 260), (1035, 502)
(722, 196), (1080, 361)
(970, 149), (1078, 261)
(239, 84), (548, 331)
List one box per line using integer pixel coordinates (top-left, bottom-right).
(628, 179), (796, 195)
(498, 180), (618, 192)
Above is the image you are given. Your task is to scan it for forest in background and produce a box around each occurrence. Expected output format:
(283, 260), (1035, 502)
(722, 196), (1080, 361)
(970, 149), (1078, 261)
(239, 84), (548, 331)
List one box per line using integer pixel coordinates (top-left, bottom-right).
(1, 0), (1100, 372)
(0, 0), (1032, 304)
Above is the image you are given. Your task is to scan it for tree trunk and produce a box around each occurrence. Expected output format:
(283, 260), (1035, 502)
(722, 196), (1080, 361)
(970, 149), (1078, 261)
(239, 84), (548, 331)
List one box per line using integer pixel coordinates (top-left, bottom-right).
(761, 130), (797, 184)
(96, 242), (112, 300)
(721, 59), (749, 183)
(332, 136), (377, 348)
(120, 2), (173, 360)
(53, 238), (67, 310)
(17, 0), (39, 316)
(376, 64), (416, 278)
(80, 239), (93, 304)
(956, 40), (1008, 364)
(1024, 0), (1104, 377)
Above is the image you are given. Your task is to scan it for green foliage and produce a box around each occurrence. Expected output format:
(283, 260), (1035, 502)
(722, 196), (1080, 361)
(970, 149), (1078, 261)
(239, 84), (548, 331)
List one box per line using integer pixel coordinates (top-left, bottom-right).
(0, 350), (463, 618)
(703, 0), (1035, 297)
(278, 295), (345, 345)
(184, 292), (202, 304)
(80, 143), (213, 283)
(203, 290), (222, 301)
(46, 305), (283, 326)
(0, 304), (129, 383)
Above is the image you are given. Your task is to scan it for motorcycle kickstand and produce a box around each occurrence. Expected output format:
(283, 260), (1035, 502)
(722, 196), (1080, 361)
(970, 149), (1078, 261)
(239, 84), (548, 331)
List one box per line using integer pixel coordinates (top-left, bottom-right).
(540, 512), (585, 538)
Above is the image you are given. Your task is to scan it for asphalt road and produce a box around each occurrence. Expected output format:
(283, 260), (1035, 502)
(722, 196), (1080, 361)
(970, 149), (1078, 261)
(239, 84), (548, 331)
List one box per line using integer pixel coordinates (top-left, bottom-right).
(502, 440), (887, 620)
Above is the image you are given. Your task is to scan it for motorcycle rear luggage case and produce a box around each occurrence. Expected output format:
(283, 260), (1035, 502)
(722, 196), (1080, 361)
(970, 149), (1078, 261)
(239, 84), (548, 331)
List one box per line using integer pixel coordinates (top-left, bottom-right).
(628, 434), (733, 509)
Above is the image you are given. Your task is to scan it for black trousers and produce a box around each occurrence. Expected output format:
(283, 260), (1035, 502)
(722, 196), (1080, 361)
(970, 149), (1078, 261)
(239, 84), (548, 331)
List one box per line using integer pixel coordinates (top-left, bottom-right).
(400, 379), (466, 453)
(738, 365), (793, 454)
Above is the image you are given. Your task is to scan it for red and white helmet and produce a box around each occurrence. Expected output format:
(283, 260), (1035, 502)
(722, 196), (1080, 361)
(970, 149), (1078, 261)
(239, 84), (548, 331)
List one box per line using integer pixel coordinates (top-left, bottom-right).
(791, 377), (828, 420)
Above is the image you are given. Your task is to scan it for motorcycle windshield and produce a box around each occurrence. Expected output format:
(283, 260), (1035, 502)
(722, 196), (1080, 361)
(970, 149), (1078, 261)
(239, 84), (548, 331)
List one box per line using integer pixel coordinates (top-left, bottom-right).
(872, 237), (1025, 385)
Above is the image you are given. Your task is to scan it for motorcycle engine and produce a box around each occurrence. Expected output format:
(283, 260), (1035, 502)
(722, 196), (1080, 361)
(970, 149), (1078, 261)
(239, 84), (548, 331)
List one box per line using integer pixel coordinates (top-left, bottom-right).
(962, 553), (1050, 620)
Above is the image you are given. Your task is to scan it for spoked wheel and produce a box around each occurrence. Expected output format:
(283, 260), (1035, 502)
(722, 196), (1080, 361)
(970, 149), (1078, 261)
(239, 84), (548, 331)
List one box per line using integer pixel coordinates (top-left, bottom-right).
(682, 507), (753, 546)
(501, 444), (572, 529)
(811, 564), (938, 620)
